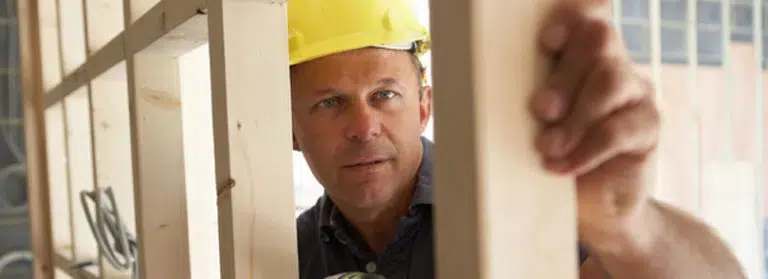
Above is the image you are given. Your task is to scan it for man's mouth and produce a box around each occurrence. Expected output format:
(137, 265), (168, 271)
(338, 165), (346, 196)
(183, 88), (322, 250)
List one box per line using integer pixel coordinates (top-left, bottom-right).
(344, 159), (389, 168)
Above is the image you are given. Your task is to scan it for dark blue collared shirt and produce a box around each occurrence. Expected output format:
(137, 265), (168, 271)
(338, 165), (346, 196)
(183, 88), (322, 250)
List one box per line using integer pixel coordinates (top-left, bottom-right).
(296, 137), (587, 279)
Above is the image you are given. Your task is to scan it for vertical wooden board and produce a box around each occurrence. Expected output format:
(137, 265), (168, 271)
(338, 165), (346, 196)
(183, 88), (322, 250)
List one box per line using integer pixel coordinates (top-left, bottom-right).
(430, 0), (577, 278)
(90, 62), (136, 279)
(56, 0), (87, 74)
(207, 1), (298, 278)
(62, 88), (100, 264)
(127, 0), (161, 23)
(84, 0), (124, 54)
(44, 103), (73, 260)
(127, 52), (191, 279)
(18, 0), (55, 277)
(37, 0), (62, 91)
(55, 268), (73, 279)
(179, 44), (222, 279)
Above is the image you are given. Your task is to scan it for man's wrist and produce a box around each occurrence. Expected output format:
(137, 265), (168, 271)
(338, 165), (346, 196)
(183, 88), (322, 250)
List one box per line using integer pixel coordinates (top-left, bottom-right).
(583, 199), (662, 262)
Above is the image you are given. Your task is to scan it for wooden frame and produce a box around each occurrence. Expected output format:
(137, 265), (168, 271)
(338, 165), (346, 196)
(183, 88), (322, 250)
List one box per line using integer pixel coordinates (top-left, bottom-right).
(21, 0), (768, 278)
(20, 0), (298, 278)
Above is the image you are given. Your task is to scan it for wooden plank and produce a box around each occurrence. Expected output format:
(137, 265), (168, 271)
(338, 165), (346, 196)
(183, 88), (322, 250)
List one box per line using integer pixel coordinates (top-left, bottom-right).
(62, 88), (100, 266)
(84, 0), (124, 54)
(44, 104), (72, 261)
(179, 44), (222, 279)
(54, 252), (100, 279)
(206, 0), (298, 278)
(89, 61), (136, 279)
(55, 0), (101, 268)
(43, 0), (206, 108)
(37, 0), (63, 92)
(125, 51), (191, 278)
(429, 0), (577, 278)
(18, 0), (56, 277)
(56, 0), (87, 75)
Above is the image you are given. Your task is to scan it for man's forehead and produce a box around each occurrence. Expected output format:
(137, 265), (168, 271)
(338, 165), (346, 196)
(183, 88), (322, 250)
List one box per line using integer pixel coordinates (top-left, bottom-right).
(289, 48), (419, 91)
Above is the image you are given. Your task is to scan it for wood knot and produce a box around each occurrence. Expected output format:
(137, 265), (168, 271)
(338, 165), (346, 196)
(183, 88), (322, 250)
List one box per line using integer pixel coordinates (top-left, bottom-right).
(216, 178), (236, 197)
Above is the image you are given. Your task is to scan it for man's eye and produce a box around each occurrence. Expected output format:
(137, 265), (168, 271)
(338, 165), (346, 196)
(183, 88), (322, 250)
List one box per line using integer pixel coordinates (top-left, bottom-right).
(374, 90), (398, 100)
(316, 97), (340, 108)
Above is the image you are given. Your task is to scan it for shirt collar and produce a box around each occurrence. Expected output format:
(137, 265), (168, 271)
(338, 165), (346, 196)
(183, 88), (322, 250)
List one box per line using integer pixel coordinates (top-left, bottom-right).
(318, 136), (435, 230)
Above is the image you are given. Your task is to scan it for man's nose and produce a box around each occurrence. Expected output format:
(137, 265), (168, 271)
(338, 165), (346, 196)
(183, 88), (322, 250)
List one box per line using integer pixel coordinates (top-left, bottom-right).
(344, 104), (382, 142)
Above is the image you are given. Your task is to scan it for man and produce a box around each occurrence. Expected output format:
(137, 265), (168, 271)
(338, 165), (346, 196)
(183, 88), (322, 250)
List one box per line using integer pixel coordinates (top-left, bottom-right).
(288, 0), (746, 278)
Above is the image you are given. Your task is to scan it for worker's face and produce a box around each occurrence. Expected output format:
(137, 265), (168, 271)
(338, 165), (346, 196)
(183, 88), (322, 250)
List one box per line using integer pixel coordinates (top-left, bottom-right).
(290, 48), (431, 211)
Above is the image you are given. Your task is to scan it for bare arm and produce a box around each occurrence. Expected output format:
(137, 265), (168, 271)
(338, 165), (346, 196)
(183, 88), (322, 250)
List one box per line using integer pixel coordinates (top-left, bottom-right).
(581, 199), (746, 279)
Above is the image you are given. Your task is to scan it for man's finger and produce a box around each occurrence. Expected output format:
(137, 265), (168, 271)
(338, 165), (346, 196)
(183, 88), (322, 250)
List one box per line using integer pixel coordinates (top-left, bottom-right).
(532, 18), (612, 122)
(543, 98), (659, 176)
(538, 0), (612, 54)
(558, 58), (649, 158)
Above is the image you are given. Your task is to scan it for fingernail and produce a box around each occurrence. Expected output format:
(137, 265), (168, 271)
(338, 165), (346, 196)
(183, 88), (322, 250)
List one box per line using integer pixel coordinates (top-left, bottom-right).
(543, 24), (567, 51)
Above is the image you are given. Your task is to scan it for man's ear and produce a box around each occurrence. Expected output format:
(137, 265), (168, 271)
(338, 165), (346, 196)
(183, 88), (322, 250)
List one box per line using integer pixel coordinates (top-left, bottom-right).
(293, 134), (301, 151)
(419, 85), (433, 133)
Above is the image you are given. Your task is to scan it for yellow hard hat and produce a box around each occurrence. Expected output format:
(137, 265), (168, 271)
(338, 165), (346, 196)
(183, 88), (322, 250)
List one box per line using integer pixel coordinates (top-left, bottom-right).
(287, 0), (430, 66)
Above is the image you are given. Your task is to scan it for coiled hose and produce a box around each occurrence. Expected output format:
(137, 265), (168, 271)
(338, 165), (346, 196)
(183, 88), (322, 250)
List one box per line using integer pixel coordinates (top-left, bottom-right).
(0, 250), (33, 276)
(79, 187), (138, 279)
(0, 164), (27, 215)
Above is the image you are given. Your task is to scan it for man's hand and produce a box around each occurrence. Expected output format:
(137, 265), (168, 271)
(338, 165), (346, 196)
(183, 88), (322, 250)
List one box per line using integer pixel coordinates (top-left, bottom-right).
(532, 1), (658, 246)
(531, 2), (746, 278)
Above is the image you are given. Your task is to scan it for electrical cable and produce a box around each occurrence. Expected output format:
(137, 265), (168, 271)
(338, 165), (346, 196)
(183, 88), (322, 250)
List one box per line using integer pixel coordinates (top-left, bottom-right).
(0, 250), (33, 276)
(0, 164), (27, 215)
(79, 187), (138, 279)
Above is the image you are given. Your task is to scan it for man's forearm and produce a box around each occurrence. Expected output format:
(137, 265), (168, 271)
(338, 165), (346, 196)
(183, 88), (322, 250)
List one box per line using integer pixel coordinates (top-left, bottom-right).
(589, 199), (746, 279)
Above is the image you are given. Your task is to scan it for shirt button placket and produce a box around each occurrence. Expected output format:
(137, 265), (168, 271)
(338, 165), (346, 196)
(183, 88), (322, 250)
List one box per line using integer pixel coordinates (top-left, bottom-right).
(365, 261), (378, 273)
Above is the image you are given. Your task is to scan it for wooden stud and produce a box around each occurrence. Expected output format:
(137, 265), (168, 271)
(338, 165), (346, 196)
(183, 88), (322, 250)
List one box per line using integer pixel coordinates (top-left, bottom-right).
(179, 44), (223, 279)
(429, 0), (577, 278)
(84, 0), (124, 54)
(62, 88), (100, 268)
(37, 0), (63, 92)
(44, 103), (72, 260)
(18, 0), (55, 277)
(89, 61), (136, 279)
(55, 0), (101, 270)
(207, 0), (299, 278)
(124, 50), (192, 278)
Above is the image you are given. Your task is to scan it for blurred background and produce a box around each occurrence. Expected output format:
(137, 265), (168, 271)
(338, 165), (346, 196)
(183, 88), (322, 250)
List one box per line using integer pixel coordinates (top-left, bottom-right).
(0, 0), (33, 278)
